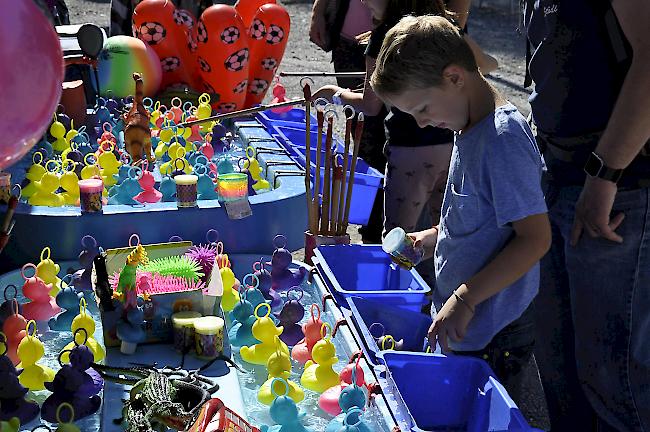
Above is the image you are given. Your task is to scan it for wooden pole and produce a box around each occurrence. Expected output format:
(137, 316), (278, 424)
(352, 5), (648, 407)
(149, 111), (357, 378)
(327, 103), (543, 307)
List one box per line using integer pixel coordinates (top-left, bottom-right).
(313, 108), (325, 235)
(341, 113), (364, 233)
(279, 71), (366, 78)
(337, 114), (352, 235)
(331, 159), (343, 235)
(302, 84), (316, 234)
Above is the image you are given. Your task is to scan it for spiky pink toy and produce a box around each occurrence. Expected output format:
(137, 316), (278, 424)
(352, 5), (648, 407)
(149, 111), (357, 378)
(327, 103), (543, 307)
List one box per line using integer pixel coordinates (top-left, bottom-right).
(109, 271), (205, 295)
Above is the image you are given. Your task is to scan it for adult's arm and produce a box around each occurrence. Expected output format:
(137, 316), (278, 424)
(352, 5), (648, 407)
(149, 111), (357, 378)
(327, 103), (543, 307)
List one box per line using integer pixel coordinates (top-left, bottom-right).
(446, 0), (472, 28)
(309, 0), (331, 50)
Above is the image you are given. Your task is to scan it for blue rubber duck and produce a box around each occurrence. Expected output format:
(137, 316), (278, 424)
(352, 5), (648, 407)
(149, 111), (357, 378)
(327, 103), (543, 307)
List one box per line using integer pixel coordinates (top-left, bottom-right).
(261, 378), (313, 432)
(196, 165), (219, 200)
(228, 293), (257, 347)
(107, 175), (143, 206)
(160, 176), (176, 202)
(48, 286), (83, 331)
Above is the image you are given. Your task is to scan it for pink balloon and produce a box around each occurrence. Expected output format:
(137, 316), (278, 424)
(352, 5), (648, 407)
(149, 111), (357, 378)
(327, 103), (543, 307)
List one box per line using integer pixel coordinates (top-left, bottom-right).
(0, 2), (64, 170)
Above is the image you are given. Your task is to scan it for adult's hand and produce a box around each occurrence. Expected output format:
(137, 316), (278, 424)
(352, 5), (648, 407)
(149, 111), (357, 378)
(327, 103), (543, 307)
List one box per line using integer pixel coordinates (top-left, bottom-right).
(309, 0), (329, 50)
(570, 176), (625, 246)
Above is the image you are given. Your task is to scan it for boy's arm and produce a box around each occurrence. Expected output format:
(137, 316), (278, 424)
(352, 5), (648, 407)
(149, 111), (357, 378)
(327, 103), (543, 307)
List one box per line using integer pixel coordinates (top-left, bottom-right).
(429, 212), (551, 352)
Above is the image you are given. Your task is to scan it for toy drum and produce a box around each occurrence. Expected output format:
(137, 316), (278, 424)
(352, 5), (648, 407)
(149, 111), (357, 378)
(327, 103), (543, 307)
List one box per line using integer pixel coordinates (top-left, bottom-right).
(194, 316), (225, 359)
(78, 178), (104, 213)
(217, 173), (248, 202)
(0, 172), (10, 204)
(382, 227), (424, 270)
(175, 174), (198, 208)
(172, 311), (202, 353)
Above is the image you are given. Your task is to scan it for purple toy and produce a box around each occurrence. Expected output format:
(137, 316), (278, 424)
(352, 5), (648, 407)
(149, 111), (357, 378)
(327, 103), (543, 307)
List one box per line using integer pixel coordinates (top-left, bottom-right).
(276, 288), (305, 346)
(253, 260), (283, 313)
(0, 285), (22, 330)
(71, 236), (101, 291)
(268, 235), (308, 293)
(42, 330), (102, 422)
(185, 230), (220, 283)
(0, 340), (40, 424)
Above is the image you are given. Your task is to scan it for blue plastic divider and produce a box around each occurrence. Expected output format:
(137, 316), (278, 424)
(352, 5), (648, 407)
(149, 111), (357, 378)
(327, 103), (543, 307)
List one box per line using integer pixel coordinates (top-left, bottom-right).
(256, 108), (318, 130)
(346, 296), (431, 365)
(313, 245), (431, 312)
(377, 351), (535, 432)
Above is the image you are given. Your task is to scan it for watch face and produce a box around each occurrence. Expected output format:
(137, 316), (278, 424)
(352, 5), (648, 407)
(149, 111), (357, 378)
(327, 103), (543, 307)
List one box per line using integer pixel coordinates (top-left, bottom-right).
(584, 153), (602, 177)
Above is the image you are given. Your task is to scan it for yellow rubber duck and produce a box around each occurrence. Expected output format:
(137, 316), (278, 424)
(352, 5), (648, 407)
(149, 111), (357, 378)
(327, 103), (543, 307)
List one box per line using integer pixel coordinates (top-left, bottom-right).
(240, 304), (289, 366)
(220, 267), (240, 312)
(50, 114), (68, 153)
(197, 94), (213, 134)
(300, 323), (340, 393)
(29, 168), (65, 207)
(36, 246), (65, 296)
(258, 343), (304, 405)
(60, 168), (80, 206)
(98, 150), (121, 188)
(244, 148), (270, 191)
(60, 298), (105, 363)
(17, 320), (55, 391)
(22, 156), (47, 199)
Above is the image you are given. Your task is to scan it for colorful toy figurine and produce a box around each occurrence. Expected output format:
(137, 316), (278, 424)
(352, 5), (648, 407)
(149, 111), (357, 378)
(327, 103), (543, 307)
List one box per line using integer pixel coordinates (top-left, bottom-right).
(17, 320), (56, 391)
(21, 154), (47, 199)
(321, 356), (367, 417)
(71, 235), (101, 291)
(29, 167), (65, 207)
(269, 235), (307, 293)
(134, 163), (162, 203)
(21, 263), (60, 322)
(160, 175), (176, 201)
(258, 345), (304, 406)
(255, 259), (283, 313)
(48, 283), (83, 331)
(300, 323), (340, 393)
(122, 73), (154, 163)
(108, 167), (144, 206)
(2, 301), (27, 365)
(270, 81), (293, 114)
(243, 147), (270, 191)
(42, 340), (101, 422)
(60, 164), (80, 205)
(0, 338), (39, 424)
(196, 165), (218, 200)
(35, 246), (64, 296)
(220, 262), (240, 312)
(232, 273), (266, 319)
(98, 149), (121, 188)
(260, 378), (313, 432)
(50, 113), (69, 152)
(276, 288), (305, 346)
(60, 298), (106, 363)
(0, 286), (22, 330)
(240, 304), (289, 366)
(291, 304), (324, 364)
(228, 288), (257, 348)
(329, 409), (371, 432)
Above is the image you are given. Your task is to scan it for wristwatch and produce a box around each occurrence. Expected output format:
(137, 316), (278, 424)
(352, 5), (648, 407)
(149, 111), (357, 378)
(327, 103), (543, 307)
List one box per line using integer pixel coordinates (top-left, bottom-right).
(584, 151), (624, 184)
(332, 88), (348, 106)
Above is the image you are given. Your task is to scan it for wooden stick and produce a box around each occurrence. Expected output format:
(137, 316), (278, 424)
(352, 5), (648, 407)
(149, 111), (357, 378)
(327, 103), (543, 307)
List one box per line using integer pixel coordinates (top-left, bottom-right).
(279, 71), (365, 78)
(321, 116), (333, 235)
(337, 115), (352, 235)
(171, 98), (306, 129)
(1, 196), (18, 233)
(302, 84), (316, 234)
(342, 113), (364, 233)
(313, 108), (325, 235)
(331, 158), (343, 235)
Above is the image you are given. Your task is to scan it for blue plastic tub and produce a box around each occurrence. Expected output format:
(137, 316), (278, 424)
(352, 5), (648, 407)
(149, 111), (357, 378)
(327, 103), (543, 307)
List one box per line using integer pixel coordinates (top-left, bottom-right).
(313, 245), (431, 312)
(256, 108), (318, 131)
(346, 296), (431, 365)
(275, 125), (383, 226)
(377, 351), (535, 432)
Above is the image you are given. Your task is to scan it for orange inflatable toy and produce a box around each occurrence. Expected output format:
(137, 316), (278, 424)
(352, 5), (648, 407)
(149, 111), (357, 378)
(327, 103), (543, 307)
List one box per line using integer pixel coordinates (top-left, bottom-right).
(235, 0), (276, 30)
(245, 4), (290, 107)
(132, 0), (201, 90)
(195, 5), (250, 112)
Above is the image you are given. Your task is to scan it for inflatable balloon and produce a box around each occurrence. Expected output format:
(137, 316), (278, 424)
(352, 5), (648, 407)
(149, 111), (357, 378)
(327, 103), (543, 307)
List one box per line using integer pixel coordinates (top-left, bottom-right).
(97, 36), (162, 97)
(133, 0), (201, 90)
(235, 0), (277, 30)
(0, 1), (64, 170)
(245, 4), (290, 107)
(196, 5), (250, 112)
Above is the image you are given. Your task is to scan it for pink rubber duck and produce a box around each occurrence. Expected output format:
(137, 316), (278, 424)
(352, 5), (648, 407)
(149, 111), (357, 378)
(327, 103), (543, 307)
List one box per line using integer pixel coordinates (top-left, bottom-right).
(270, 82), (292, 114)
(2, 300), (27, 365)
(21, 264), (60, 322)
(134, 164), (161, 204)
(291, 304), (324, 364)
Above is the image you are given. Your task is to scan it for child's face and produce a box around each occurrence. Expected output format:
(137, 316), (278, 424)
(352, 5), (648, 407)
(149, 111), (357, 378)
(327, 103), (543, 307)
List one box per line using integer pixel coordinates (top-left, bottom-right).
(383, 70), (468, 132)
(361, 0), (389, 21)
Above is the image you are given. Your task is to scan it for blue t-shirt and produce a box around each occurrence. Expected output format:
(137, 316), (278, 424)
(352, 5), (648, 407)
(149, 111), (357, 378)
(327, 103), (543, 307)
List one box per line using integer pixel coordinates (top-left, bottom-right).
(433, 103), (547, 351)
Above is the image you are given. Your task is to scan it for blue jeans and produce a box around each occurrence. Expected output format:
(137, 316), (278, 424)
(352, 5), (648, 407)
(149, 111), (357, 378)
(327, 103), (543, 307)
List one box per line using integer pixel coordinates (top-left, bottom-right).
(536, 182), (650, 431)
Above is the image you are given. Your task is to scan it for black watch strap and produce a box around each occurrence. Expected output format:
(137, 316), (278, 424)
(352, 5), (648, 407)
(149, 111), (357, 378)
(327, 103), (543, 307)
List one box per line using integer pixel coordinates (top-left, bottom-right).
(584, 152), (624, 184)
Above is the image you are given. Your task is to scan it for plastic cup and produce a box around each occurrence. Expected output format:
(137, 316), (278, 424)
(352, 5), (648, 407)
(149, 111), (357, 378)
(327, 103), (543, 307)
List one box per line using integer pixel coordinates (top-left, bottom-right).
(175, 174), (198, 208)
(172, 311), (202, 353)
(194, 316), (224, 359)
(78, 178), (104, 213)
(382, 227), (424, 270)
(217, 173), (248, 202)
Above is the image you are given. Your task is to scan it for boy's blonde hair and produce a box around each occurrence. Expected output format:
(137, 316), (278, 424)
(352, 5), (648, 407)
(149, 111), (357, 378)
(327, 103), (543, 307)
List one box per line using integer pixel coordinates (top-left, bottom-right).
(370, 15), (478, 98)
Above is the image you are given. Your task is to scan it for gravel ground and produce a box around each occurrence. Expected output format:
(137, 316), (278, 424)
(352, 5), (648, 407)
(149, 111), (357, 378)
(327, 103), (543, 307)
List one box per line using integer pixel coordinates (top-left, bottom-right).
(66, 1), (549, 429)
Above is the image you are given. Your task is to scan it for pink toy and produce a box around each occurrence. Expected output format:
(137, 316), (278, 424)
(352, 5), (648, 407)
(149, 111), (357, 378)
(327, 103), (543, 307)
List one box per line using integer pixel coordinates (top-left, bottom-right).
(97, 123), (117, 147)
(134, 161), (162, 203)
(291, 304), (323, 364)
(319, 355), (366, 416)
(21, 264), (60, 322)
(268, 235), (308, 293)
(109, 271), (205, 295)
(270, 81), (292, 114)
(2, 300), (27, 365)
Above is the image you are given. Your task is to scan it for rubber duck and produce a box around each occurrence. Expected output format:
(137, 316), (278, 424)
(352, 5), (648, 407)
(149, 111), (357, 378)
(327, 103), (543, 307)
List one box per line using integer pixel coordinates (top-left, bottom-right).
(270, 81), (293, 114)
(21, 263), (60, 322)
(220, 266), (240, 312)
(21, 157), (47, 199)
(228, 289), (257, 348)
(258, 344), (304, 406)
(98, 150), (121, 188)
(0, 353), (39, 424)
(50, 114), (69, 152)
(253, 260), (283, 313)
(48, 285), (83, 331)
(64, 119), (79, 151)
(327, 408), (372, 432)
(160, 175), (176, 202)
(107, 167), (143, 206)
(292, 304), (324, 364)
(80, 154), (101, 181)
(16, 320), (55, 391)
(134, 165), (161, 204)
(70, 235), (101, 292)
(196, 165), (218, 200)
(320, 358), (366, 416)
(2, 301), (27, 365)
(240, 304), (289, 365)
(244, 147), (271, 191)
(29, 170), (65, 207)
(300, 323), (340, 393)
(0, 287), (22, 331)
(268, 235), (308, 293)
(51, 403), (83, 432)
(196, 94), (213, 134)
(260, 378), (313, 432)
(276, 288), (304, 347)
(230, 274), (267, 320)
(60, 298), (105, 363)
(35, 247), (64, 296)
(60, 166), (80, 206)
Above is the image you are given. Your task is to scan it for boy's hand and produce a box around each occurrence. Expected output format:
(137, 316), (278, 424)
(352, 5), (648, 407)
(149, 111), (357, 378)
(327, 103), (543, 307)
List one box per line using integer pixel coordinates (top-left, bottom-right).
(311, 85), (337, 102)
(410, 227), (438, 261)
(428, 284), (475, 353)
